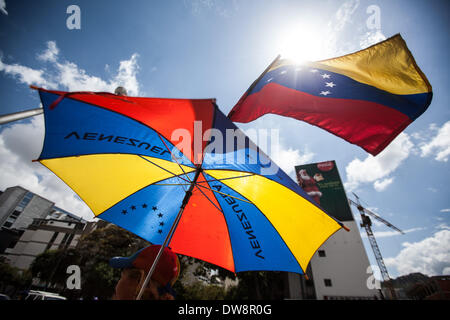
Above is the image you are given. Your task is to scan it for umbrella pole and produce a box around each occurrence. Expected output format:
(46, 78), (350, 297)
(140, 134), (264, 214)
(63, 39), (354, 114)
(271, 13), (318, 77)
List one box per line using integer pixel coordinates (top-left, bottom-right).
(0, 108), (43, 125)
(136, 167), (202, 300)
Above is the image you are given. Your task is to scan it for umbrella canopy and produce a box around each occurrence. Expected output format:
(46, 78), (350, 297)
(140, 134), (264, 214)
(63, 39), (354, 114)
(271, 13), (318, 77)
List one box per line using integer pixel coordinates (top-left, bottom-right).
(35, 87), (345, 275)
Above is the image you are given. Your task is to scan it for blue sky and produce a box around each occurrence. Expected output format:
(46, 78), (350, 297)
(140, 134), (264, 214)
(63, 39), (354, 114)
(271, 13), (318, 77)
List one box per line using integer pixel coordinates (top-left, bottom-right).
(0, 0), (449, 278)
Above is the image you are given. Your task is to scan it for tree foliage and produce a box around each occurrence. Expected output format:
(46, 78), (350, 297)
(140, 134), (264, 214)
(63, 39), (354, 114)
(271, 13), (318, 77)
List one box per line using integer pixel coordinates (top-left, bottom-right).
(181, 282), (227, 300)
(30, 224), (147, 299)
(30, 248), (79, 287)
(28, 223), (288, 300)
(75, 224), (146, 299)
(0, 256), (31, 293)
(226, 271), (286, 300)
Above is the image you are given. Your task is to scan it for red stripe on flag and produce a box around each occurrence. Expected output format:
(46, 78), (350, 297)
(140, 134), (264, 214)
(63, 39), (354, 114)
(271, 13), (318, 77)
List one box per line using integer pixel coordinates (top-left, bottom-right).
(230, 83), (412, 155)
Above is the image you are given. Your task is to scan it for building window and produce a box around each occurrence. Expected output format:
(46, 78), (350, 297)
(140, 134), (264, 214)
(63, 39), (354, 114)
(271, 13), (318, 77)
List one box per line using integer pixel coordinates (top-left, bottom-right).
(3, 210), (22, 228)
(65, 233), (75, 249)
(59, 233), (72, 249)
(3, 221), (13, 228)
(324, 279), (332, 287)
(17, 192), (33, 210)
(45, 232), (59, 251)
(318, 250), (326, 257)
(11, 210), (21, 219)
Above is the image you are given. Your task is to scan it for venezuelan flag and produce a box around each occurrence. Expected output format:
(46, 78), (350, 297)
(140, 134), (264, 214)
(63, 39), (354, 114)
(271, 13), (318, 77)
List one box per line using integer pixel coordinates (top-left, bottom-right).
(228, 34), (432, 156)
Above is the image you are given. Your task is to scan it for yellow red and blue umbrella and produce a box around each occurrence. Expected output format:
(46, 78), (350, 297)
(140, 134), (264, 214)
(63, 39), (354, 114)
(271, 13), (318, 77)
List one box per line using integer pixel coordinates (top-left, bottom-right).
(34, 87), (346, 276)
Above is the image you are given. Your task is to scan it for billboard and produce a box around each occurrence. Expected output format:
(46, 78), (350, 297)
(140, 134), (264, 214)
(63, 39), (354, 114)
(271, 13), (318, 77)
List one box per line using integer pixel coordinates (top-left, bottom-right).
(295, 161), (353, 221)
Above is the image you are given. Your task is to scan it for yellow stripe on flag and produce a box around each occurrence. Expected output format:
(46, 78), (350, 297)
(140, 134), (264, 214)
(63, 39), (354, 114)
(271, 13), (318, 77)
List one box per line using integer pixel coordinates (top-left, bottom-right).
(271, 34), (431, 95)
(205, 170), (342, 271)
(40, 155), (195, 216)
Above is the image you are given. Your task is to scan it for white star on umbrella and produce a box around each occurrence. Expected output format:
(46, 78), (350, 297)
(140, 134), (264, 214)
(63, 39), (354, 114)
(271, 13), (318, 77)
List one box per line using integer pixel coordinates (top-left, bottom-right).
(320, 91), (331, 96)
(325, 82), (336, 88)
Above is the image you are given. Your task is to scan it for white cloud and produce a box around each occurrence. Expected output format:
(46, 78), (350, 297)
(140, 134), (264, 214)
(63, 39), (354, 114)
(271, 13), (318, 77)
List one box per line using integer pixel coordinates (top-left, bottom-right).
(440, 209), (450, 213)
(240, 126), (315, 178)
(0, 58), (55, 88)
(271, 146), (314, 178)
(420, 121), (450, 162)
(384, 230), (450, 276)
(54, 51), (140, 96)
(326, 0), (372, 57)
(0, 116), (94, 221)
(114, 53), (140, 96)
(359, 29), (386, 49)
(410, 123), (439, 144)
(361, 227), (423, 239)
(436, 223), (450, 231)
(323, 0), (389, 61)
(333, 0), (360, 32)
(37, 41), (59, 62)
(0, 41), (141, 96)
(0, 0), (7, 15)
(373, 177), (394, 192)
(344, 133), (414, 191)
(0, 41), (145, 221)
(56, 61), (112, 92)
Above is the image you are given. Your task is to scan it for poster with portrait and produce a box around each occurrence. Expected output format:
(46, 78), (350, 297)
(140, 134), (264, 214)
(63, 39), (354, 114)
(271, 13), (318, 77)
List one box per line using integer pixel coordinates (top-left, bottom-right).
(295, 161), (354, 221)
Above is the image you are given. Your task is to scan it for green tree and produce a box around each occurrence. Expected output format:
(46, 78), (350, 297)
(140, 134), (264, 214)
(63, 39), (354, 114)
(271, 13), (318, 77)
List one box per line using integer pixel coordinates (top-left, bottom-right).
(181, 281), (227, 300)
(29, 224), (147, 299)
(225, 271), (286, 300)
(0, 256), (31, 295)
(30, 248), (79, 288)
(75, 224), (147, 299)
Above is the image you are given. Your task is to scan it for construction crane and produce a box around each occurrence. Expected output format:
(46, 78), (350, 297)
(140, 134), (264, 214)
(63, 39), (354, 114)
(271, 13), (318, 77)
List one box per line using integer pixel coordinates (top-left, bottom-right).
(348, 193), (404, 300)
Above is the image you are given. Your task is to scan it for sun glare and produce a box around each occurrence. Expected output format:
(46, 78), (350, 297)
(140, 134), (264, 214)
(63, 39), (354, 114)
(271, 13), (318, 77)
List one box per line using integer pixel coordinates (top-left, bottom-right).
(277, 23), (329, 64)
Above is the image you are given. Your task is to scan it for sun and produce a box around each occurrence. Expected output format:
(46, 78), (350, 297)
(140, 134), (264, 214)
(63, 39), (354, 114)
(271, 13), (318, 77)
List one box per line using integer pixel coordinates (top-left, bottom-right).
(277, 22), (330, 64)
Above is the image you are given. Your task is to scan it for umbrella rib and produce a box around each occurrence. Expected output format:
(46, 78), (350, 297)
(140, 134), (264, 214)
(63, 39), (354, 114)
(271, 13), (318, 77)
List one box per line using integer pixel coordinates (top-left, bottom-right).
(196, 173), (256, 183)
(152, 181), (251, 204)
(204, 168), (315, 209)
(156, 132), (193, 183)
(137, 155), (192, 185)
(192, 184), (225, 215)
(203, 173), (308, 274)
(194, 183), (252, 204)
(158, 175), (255, 183)
(153, 183), (191, 186)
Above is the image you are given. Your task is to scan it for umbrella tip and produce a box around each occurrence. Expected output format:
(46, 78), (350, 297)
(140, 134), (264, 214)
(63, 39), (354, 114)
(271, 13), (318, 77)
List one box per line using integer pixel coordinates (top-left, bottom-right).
(114, 86), (128, 96)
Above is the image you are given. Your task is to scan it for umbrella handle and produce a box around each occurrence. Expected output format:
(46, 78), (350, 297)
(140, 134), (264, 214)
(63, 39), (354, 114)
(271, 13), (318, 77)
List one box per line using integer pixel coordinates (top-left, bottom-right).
(136, 167), (202, 300)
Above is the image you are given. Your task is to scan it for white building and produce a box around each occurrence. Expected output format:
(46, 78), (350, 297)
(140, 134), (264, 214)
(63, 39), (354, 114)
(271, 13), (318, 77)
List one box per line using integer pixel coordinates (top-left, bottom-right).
(288, 161), (381, 300)
(309, 219), (381, 299)
(286, 218), (381, 300)
(2, 210), (89, 271)
(0, 186), (98, 272)
(0, 186), (54, 230)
